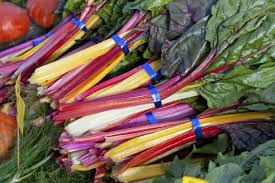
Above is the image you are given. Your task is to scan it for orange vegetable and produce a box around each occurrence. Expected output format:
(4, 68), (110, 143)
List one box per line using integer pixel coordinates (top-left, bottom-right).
(27, 0), (59, 28)
(0, 2), (30, 44)
(0, 112), (16, 160)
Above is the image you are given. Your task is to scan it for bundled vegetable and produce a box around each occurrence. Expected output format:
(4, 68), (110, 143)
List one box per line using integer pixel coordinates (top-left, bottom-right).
(51, 0), (275, 182)
(0, 0), (274, 182)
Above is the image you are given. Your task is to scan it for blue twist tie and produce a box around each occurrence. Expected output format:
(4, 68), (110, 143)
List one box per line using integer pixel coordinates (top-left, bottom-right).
(191, 117), (203, 140)
(143, 62), (158, 82)
(111, 35), (129, 55)
(146, 112), (158, 124)
(32, 33), (52, 46)
(71, 17), (88, 32)
(147, 85), (162, 108)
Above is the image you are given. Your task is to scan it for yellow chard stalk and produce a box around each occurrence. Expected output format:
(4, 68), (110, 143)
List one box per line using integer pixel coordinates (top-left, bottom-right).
(104, 112), (273, 161)
(117, 163), (168, 183)
(61, 39), (146, 103)
(87, 60), (161, 100)
(46, 15), (101, 63)
(29, 31), (130, 85)
(9, 41), (48, 62)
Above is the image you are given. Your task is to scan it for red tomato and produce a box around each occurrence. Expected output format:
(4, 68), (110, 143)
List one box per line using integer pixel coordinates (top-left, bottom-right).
(0, 112), (16, 160)
(27, 0), (59, 28)
(0, 2), (30, 44)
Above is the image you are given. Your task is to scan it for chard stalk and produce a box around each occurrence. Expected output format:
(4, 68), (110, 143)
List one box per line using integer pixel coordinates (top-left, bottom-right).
(104, 112), (273, 161)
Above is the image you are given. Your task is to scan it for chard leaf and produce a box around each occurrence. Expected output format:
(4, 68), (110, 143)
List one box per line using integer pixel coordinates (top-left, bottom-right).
(197, 63), (275, 109)
(96, 0), (130, 38)
(147, 0), (217, 53)
(191, 134), (228, 154)
(161, 16), (210, 77)
(153, 156), (202, 183)
(205, 163), (244, 183)
(241, 140), (275, 171)
(123, 0), (173, 16)
(219, 123), (275, 151)
(206, 15), (275, 72)
(205, 0), (275, 50)
(259, 156), (275, 169)
(62, 0), (86, 17)
(148, 0), (217, 76)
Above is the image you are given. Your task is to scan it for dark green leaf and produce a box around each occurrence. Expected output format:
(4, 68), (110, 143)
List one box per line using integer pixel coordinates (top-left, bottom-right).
(161, 16), (210, 77)
(123, 0), (173, 16)
(205, 163), (245, 183)
(205, 0), (275, 50)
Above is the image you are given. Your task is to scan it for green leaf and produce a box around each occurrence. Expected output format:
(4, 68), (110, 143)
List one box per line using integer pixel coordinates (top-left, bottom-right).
(62, 0), (86, 18)
(197, 63), (275, 109)
(205, 0), (275, 50)
(123, 0), (173, 16)
(191, 134), (229, 155)
(205, 163), (244, 183)
(259, 156), (275, 170)
(161, 16), (210, 77)
(206, 15), (275, 72)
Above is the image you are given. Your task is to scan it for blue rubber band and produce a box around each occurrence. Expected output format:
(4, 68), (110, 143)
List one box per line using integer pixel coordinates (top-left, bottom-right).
(143, 63), (158, 82)
(44, 33), (52, 38)
(191, 117), (203, 140)
(146, 112), (158, 124)
(32, 39), (44, 46)
(71, 17), (88, 32)
(111, 35), (129, 55)
(147, 85), (162, 108)
(32, 33), (52, 46)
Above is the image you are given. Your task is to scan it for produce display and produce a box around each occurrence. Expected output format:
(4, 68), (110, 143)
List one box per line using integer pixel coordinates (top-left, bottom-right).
(0, 0), (274, 182)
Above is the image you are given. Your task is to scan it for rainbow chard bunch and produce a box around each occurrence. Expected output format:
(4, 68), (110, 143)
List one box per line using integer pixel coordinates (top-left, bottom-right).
(0, 0), (109, 105)
(52, 0), (275, 181)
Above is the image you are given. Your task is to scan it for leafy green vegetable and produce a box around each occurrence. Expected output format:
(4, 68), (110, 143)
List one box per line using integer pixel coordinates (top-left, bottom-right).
(152, 156), (202, 183)
(146, 0), (217, 76)
(123, 0), (173, 16)
(154, 139), (275, 183)
(197, 63), (275, 109)
(62, 0), (86, 18)
(206, 15), (275, 72)
(161, 16), (210, 77)
(196, 14), (275, 109)
(205, 163), (245, 183)
(205, 0), (275, 51)
(96, 0), (131, 38)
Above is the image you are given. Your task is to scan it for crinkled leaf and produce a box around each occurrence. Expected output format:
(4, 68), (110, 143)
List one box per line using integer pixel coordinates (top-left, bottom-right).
(153, 156), (202, 183)
(96, 0), (131, 38)
(241, 140), (275, 171)
(205, 0), (275, 50)
(147, 0), (216, 53)
(62, 0), (86, 17)
(219, 123), (275, 151)
(191, 134), (228, 155)
(123, 0), (173, 16)
(205, 163), (244, 183)
(161, 16), (210, 77)
(206, 15), (275, 72)
(197, 63), (275, 109)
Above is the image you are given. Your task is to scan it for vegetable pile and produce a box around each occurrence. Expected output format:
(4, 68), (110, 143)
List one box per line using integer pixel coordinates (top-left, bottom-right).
(0, 0), (274, 182)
